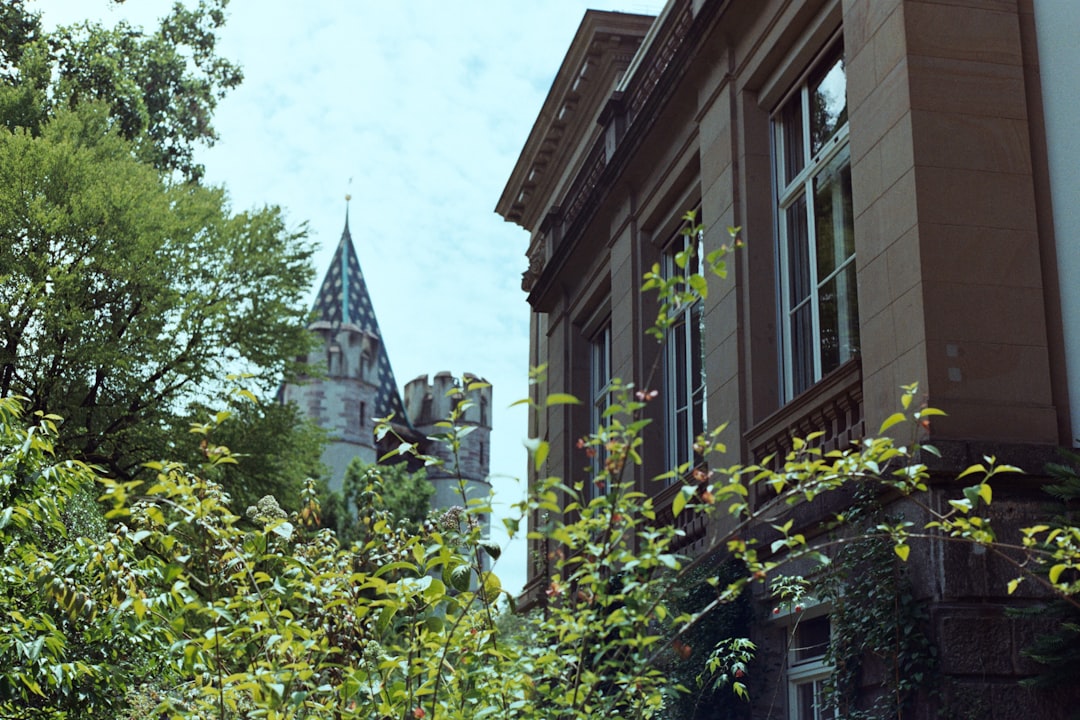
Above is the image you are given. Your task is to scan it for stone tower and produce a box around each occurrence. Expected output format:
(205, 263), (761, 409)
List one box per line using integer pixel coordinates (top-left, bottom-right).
(403, 372), (493, 515)
(282, 205), (493, 538)
(280, 209), (407, 492)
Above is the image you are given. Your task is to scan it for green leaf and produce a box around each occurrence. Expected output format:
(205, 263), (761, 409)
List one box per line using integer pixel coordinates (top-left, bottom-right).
(482, 572), (502, 601)
(480, 541), (502, 561)
(957, 463), (987, 480)
(546, 393), (581, 407)
(894, 544), (910, 562)
(962, 485), (982, 507)
(672, 489), (687, 518)
(534, 440), (550, 471)
(947, 498), (973, 513)
(450, 565), (473, 592)
(1007, 577), (1023, 594)
(1049, 564), (1068, 585)
(375, 605), (398, 635)
(423, 578), (447, 604)
(689, 273), (708, 300)
(879, 412), (907, 433)
(978, 483), (992, 505)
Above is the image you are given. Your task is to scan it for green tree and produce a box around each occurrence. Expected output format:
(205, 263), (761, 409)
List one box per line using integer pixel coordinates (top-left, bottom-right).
(0, 398), (172, 719)
(189, 398), (327, 515)
(1, 0), (241, 181)
(320, 458), (435, 544)
(0, 101), (315, 479)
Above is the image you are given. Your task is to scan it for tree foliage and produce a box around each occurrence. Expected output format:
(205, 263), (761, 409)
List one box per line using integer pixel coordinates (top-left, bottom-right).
(0, 397), (167, 718)
(0, 1), (316, 480)
(1, 0), (241, 180)
(188, 398), (327, 515)
(2, 376), (1077, 718)
(2, 231), (1080, 719)
(320, 458), (435, 544)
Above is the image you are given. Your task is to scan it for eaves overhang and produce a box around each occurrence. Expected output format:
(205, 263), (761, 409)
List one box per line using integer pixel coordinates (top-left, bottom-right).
(495, 10), (656, 233)
(524, 0), (718, 312)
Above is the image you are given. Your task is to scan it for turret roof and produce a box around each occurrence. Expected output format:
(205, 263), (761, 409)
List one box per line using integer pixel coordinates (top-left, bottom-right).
(311, 210), (408, 425)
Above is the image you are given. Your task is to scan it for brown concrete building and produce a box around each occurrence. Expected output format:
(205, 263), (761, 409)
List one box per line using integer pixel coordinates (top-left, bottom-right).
(497, 1), (1080, 717)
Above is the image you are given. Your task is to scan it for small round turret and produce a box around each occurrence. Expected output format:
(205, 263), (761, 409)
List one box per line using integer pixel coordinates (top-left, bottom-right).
(404, 372), (493, 519)
(404, 371), (493, 484)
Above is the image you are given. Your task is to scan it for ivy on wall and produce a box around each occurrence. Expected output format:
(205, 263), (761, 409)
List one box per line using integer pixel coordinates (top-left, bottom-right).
(812, 499), (938, 720)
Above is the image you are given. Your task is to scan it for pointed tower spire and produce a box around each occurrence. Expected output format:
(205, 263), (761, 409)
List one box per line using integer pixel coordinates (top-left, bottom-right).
(309, 201), (408, 424)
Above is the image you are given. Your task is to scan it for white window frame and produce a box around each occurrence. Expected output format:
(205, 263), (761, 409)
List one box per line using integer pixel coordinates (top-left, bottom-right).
(788, 665), (835, 720)
(774, 43), (859, 402)
(588, 320), (612, 498)
(785, 611), (836, 720)
(663, 219), (706, 474)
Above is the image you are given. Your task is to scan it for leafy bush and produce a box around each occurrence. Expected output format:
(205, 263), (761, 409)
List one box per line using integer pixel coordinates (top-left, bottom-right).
(3, 217), (1080, 719)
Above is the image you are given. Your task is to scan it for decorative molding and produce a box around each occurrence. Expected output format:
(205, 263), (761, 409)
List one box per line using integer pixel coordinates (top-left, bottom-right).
(522, 240), (546, 293)
(560, 138), (608, 235)
(495, 12), (655, 232)
(746, 358), (864, 470)
(626, 1), (693, 127)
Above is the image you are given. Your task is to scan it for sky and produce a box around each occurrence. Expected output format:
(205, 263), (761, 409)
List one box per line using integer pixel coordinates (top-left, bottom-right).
(34, 0), (668, 597)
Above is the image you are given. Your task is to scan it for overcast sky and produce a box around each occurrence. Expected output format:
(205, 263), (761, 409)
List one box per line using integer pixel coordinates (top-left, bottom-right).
(34, 0), (667, 596)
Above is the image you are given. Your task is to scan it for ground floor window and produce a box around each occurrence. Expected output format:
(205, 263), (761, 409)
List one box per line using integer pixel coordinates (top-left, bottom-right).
(787, 613), (835, 720)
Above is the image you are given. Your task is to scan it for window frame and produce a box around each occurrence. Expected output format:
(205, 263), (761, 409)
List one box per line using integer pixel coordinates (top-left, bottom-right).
(587, 319), (613, 499)
(662, 215), (706, 475)
(783, 609), (836, 720)
(773, 41), (859, 403)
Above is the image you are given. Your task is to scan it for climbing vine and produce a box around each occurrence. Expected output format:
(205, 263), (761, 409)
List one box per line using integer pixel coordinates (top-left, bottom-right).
(812, 497), (938, 719)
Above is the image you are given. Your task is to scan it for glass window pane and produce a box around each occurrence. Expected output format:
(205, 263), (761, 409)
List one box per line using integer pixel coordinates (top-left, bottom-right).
(797, 682), (817, 720)
(810, 55), (847, 157)
(674, 318), (687, 400)
(795, 615), (831, 661)
(781, 93), (805, 185)
(589, 324), (612, 496)
(776, 43), (854, 403)
(691, 301), (705, 443)
(791, 303), (813, 396)
(786, 195), (810, 307)
(818, 262), (860, 375)
(663, 217), (706, 474)
(794, 677), (836, 720)
(676, 407), (689, 467)
(813, 149), (854, 281)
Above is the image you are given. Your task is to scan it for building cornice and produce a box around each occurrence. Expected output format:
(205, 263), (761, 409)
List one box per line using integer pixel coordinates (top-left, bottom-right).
(525, 0), (714, 309)
(495, 11), (655, 233)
